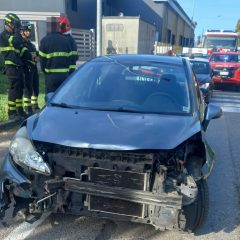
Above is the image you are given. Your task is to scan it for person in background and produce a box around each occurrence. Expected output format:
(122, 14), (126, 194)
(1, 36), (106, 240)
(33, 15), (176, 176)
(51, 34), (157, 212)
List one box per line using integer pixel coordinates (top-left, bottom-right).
(0, 13), (27, 120)
(20, 20), (40, 114)
(58, 16), (79, 74)
(166, 49), (173, 56)
(39, 17), (74, 95)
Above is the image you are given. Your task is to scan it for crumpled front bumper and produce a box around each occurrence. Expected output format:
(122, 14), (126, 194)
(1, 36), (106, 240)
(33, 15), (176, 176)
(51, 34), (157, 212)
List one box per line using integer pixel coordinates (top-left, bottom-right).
(0, 153), (31, 221)
(0, 153), (183, 230)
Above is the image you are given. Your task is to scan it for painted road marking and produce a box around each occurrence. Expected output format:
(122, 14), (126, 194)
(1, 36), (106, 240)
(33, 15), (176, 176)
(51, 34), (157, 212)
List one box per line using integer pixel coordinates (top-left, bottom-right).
(211, 91), (240, 113)
(3, 212), (51, 240)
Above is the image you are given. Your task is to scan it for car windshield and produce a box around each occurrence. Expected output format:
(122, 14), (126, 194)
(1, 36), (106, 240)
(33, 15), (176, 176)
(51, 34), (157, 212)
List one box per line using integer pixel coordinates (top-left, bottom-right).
(203, 36), (237, 48)
(190, 61), (210, 74)
(51, 59), (191, 114)
(209, 54), (239, 63)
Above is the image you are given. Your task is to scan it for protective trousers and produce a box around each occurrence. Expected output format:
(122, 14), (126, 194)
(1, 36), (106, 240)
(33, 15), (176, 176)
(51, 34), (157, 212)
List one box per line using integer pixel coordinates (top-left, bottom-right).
(45, 73), (69, 95)
(31, 66), (40, 111)
(23, 66), (33, 114)
(5, 66), (24, 117)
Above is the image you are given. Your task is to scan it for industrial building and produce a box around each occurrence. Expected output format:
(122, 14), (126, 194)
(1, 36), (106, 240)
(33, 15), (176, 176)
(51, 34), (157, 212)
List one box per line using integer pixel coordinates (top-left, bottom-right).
(0, 0), (195, 59)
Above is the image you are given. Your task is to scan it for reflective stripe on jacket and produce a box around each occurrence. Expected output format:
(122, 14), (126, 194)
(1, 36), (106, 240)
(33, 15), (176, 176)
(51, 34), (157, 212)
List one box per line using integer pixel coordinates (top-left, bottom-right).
(0, 29), (24, 66)
(39, 32), (73, 74)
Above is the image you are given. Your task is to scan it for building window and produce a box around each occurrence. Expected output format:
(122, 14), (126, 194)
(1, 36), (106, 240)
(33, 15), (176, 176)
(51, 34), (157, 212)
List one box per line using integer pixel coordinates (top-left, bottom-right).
(106, 24), (124, 32)
(167, 29), (171, 43)
(190, 38), (194, 47)
(183, 37), (186, 47)
(30, 23), (36, 42)
(171, 34), (175, 45)
(71, 0), (78, 12)
(179, 35), (183, 46)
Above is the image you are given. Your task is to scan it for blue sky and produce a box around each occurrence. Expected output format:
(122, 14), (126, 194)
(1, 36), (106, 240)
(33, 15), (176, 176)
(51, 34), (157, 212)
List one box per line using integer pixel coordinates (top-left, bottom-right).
(177, 0), (239, 38)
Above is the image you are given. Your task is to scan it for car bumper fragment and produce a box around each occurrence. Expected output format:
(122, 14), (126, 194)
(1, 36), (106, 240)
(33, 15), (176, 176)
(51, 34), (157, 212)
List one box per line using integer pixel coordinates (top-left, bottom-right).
(213, 76), (240, 85)
(0, 154), (32, 223)
(45, 177), (182, 209)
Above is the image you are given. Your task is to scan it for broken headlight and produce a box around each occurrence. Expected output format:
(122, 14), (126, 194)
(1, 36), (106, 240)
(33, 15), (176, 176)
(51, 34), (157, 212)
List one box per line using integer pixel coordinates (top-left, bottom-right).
(9, 126), (51, 176)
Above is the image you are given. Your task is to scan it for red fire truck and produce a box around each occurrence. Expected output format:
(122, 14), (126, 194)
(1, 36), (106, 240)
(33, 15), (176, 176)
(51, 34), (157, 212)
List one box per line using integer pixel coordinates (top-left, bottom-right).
(202, 30), (239, 54)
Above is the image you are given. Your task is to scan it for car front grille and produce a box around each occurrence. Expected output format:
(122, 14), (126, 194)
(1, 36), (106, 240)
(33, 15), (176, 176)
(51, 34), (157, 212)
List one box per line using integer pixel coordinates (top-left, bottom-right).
(212, 67), (237, 78)
(88, 167), (147, 217)
(34, 141), (155, 175)
(34, 141), (155, 217)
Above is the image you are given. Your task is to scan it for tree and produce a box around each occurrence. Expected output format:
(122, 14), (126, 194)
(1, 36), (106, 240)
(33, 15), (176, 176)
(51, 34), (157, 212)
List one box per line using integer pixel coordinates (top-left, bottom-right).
(236, 19), (240, 32)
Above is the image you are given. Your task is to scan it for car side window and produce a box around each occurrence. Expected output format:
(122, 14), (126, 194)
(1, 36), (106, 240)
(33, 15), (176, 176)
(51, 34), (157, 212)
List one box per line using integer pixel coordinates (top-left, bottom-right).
(191, 69), (204, 117)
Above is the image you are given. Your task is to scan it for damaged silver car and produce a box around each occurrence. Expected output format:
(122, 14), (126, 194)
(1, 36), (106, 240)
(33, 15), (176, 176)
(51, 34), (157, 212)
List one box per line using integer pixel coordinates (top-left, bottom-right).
(0, 55), (222, 231)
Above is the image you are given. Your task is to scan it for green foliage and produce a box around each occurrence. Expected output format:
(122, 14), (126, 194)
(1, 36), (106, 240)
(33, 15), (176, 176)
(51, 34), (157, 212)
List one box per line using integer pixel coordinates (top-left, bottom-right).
(0, 94), (8, 121)
(0, 54), (4, 72)
(0, 72), (45, 122)
(0, 74), (8, 121)
(236, 19), (240, 32)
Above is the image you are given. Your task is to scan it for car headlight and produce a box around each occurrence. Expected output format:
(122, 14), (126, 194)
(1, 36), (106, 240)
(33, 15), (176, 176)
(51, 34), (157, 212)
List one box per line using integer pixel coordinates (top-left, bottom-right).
(200, 82), (210, 89)
(9, 126), (51, 176)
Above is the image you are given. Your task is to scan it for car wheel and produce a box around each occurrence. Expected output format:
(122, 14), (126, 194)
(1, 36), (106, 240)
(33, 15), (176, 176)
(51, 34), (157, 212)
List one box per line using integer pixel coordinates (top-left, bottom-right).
(179, 179), (209, 232)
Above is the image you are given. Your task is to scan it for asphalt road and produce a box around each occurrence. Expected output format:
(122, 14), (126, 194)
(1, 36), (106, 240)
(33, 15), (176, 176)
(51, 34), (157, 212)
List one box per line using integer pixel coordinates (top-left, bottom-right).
(0, 90), (240, 240)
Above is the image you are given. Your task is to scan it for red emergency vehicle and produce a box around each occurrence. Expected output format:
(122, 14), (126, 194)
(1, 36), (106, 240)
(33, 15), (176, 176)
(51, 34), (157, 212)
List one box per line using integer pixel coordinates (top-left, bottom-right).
(202, 30), (239, 54)
(208, 51), (240, 86)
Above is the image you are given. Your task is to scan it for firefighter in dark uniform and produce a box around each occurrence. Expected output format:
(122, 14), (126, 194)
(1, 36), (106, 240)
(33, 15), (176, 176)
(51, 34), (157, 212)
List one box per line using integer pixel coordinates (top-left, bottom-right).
(39, 17), (73, 95)
(0, 13), (27, 119)
(58, 16), (79, 74)
(20, 20), (40, 114)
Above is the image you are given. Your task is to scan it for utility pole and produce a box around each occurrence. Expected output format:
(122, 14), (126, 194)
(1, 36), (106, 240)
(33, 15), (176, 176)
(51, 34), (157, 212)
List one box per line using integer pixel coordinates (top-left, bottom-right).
(192, 0), (196, 20)
(96, 0), (102, 56)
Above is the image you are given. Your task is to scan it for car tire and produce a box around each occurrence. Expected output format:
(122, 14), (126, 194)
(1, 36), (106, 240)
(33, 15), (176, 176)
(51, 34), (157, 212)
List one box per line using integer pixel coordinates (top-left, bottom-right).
(179, 179), (209, 232)
(205, 96), (210, 104)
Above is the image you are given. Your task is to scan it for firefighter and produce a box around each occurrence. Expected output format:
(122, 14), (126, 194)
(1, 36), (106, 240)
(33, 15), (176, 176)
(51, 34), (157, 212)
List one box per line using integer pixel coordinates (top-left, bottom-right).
(20, 20), (40, 114)
(58, 16), (79, 74)
(39, 17), (73, 95)
(0, 13), (27, 119)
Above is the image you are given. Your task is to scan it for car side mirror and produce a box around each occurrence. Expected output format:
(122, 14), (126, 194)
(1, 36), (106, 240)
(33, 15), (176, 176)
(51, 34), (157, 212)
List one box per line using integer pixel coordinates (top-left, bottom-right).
(203, 103), (223, 131)
(45, 92), (55, 103)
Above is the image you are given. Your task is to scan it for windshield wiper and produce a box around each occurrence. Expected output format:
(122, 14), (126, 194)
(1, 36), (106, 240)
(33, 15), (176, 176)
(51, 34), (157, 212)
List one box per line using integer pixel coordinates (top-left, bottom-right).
(91, 106), (144, 113)
(50, 102), (76, 109)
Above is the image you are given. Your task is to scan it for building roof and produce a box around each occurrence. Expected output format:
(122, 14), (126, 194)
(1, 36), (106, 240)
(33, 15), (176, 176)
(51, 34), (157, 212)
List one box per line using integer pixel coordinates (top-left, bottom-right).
(153, 0), (195, 29)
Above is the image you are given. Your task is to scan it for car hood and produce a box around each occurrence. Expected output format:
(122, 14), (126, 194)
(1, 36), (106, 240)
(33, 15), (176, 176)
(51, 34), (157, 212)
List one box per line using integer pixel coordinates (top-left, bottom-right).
(196, 74), (211, 83)
(27, 107), (201, 150)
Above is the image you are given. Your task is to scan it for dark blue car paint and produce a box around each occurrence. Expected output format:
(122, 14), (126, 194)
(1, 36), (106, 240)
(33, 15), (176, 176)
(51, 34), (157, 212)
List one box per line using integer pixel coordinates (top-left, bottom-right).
(196, 74), (211, 84)
(0, 153), (30, 202)
(27, 107), (201, 150)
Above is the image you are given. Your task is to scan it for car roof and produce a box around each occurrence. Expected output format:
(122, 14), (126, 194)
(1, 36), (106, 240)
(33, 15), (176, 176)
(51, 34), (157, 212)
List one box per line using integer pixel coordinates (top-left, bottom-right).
(91, 54), (185, 65)
(184, 57), (210, 63)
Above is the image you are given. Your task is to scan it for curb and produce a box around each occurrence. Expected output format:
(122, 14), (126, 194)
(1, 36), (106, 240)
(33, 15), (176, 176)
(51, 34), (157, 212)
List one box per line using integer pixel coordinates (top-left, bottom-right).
(0, 119), (21, 131)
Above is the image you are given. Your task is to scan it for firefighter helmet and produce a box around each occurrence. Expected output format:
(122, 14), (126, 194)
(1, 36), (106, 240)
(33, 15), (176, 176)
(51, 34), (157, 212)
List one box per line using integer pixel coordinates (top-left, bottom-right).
(20, 20), (32, 31)
(4, 13), (21, 28)
(57, 16), (71, 33)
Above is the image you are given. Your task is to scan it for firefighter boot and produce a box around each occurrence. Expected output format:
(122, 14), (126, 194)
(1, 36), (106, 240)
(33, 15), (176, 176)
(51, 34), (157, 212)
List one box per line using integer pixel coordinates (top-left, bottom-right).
(8, 110), (18, 120)
(24, 106), (33, 116)
(31, 96), (40, 112)
(24, 97), (33, 115)
(16, 99), (28, 119)
(16, 107), (28, 119)
(8, 100), (19, 120)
